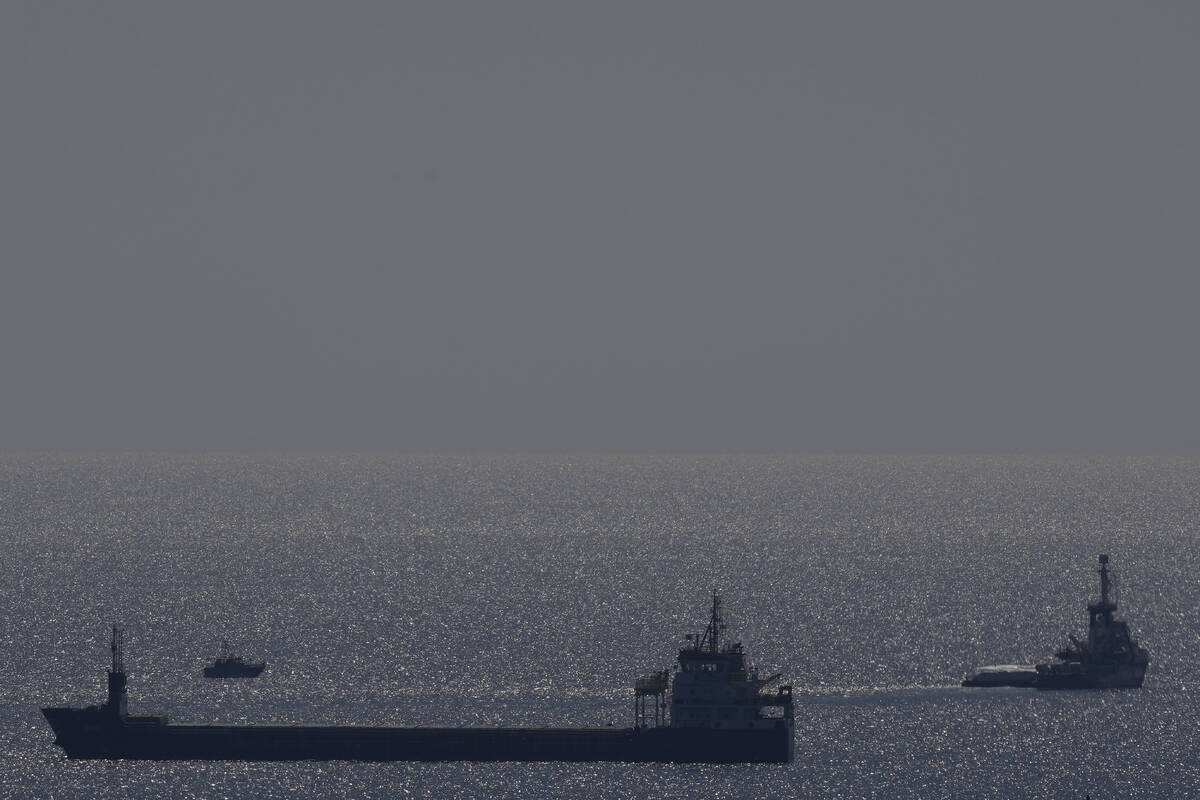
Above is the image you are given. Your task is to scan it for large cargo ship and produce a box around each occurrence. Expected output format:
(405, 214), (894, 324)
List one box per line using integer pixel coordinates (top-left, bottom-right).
(963, 554), (1149, 689)
(42, 593), (794, 762)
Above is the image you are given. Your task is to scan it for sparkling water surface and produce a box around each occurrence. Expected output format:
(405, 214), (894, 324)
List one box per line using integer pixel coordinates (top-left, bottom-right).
(2, 454), (1198, 798)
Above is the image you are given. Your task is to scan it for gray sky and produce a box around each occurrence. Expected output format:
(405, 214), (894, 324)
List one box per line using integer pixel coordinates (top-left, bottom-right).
(3, 3), (1198, 453)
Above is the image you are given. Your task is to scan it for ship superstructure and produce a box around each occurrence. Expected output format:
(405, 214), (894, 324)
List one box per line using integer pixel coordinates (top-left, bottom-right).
(636, 592), (792, 743)
(42, 595), (794, 763)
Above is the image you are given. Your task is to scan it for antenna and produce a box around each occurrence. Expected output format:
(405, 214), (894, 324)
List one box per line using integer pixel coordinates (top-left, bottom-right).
(1098, 554), (1111, 607)
(110, 625), (125, 674)
(697, 590), (722, 653)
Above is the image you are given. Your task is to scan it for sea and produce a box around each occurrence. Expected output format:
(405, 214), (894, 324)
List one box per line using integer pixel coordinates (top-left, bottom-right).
(2, 454), (1198, 799)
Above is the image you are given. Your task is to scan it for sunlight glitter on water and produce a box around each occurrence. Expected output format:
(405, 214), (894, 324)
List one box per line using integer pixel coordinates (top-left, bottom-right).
(5, 454), (1199, 798)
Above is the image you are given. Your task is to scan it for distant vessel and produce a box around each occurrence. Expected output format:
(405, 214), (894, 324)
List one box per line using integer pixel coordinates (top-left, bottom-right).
(960, 664), (1038, 688)
(202, 640), (265, 679)
(964, 554), (1149, 690)
(42, 593), (794, 762)
(1031, 555), (1149, 689)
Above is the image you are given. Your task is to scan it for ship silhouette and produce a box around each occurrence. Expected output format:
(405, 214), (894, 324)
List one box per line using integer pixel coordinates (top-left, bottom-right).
(964, 554), (1149, 689)
(42, 593), (793, 762)
(202, 640), (265, 679)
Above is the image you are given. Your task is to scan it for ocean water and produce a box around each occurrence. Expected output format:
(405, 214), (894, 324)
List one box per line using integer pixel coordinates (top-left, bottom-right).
(2, 454), (1198, 799)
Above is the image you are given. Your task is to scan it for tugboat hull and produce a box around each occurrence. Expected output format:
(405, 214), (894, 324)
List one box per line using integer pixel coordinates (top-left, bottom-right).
(1032, 663), (1147, 690)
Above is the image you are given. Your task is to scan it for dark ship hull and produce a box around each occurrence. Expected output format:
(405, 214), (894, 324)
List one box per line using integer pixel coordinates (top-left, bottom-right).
(41, 708), (792, 763)
(1031, 663), (1147, 690)
(202, 662), (265, 679)
(962, 665), (1145, 690)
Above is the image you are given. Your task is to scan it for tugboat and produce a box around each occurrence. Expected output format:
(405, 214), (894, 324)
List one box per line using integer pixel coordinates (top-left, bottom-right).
(42, 593), (794, 762)
(202, 640), (266, 679)
(1032, 554), (1149, 689)
(963, 554), (1149, 690)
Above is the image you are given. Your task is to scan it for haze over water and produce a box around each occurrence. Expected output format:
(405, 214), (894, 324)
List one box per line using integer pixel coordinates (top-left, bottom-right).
(5, 5), (1200, 456)
(4, 454), (1198, 798)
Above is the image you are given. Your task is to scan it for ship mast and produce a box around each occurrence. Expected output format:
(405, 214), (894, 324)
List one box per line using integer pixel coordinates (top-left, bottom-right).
(1099, 554), (1113, 608)
(696, 590), (723, 653)
(1090, 554), (1117, 616)
(111, 625), (125, 674)
(106, 625), (128, 717)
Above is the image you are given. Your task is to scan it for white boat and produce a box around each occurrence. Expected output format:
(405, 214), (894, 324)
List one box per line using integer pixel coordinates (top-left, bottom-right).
(962, 664), (1038, 687)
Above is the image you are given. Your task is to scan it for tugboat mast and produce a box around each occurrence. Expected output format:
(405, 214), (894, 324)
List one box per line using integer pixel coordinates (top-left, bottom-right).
(1089, 554), (1117, 627)
(1098, 554), (1113, 608)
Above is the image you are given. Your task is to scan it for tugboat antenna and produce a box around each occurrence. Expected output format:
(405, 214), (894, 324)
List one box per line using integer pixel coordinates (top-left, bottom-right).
(1098, 554), (1112, 608)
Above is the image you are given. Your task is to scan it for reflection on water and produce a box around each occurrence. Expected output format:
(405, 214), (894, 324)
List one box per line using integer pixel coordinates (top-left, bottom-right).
(3, 454), (1198, 798)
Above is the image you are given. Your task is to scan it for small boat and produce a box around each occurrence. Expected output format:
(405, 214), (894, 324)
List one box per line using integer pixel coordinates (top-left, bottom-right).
(202, 640), (265, 679)
(961, 664), (1038, 687)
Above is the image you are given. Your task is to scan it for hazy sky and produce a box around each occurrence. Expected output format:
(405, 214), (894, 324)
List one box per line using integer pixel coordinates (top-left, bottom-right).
(3, 3), (1198, 453)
